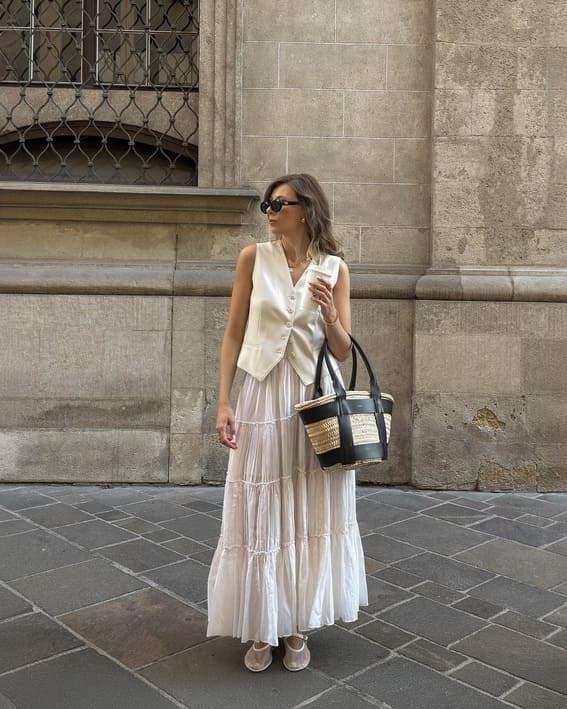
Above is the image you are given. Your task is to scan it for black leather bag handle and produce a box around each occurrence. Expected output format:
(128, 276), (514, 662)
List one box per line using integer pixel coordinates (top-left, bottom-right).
(312, 335), (388, 462)
(314, 336), (357, 398)
(314, 335), (383, 406)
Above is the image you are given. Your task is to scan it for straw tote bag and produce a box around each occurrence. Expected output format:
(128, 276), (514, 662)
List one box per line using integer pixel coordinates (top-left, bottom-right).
(295, 335), (394, 472)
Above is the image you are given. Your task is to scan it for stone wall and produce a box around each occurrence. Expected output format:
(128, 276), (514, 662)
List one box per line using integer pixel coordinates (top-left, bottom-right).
(1, 0), (566, 490)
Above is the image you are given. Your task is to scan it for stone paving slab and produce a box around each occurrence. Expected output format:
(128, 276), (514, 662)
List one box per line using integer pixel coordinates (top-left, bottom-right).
(0, 613), (83, 674)
(349, 656), (510, 709)
(0, 587), (32, 622)
(456, 538), (567, 589)
(61, 587), (208, 669)
(0, 650), (179, 709)
(453, 625), (567, 695)
(9, 558), (146, 615)
(0, 529), (90, 581)
(2, 483), (567, 709)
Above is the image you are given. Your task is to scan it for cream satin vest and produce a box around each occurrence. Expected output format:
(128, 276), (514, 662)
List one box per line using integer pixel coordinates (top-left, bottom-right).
(237, 241), (341, 385)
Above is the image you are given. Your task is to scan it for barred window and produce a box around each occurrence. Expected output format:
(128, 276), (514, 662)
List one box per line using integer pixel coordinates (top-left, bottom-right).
(0, 1), (199, 184)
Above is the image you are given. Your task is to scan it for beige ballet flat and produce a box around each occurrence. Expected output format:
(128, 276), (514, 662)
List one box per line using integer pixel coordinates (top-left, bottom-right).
(244, 642), (272, 672)
(283, 635), (310, 671)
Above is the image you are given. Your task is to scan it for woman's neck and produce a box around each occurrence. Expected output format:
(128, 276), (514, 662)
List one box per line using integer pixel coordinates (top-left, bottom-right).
(281, 234), (310, 263)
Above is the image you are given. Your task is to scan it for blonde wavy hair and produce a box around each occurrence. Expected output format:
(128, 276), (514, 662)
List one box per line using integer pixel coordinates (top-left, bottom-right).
(264, 173), (344, 261)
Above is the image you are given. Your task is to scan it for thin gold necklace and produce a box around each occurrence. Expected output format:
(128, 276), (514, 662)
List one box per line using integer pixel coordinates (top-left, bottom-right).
(281, 239), (311, 271)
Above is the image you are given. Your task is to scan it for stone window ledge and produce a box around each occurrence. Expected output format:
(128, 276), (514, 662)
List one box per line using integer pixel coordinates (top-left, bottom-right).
(0, 182), (258, 225)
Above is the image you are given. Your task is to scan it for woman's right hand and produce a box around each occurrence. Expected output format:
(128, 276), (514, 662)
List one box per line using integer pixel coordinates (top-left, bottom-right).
(216, 403), (237, 449)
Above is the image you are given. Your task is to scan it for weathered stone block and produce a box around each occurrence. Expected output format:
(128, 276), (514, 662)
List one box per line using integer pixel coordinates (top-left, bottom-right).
(202, 432), (229, 483)
(553, 138), (567, 183)
(411, 437), (479, 490)
(333, 226), (361, 264)
(437, 44), (546, 91)
(395, 139), (431, 183)
(548, 185), (567, 229)
(244, 0), (335, 42)
(548, 49), (567, 92)
(335, 183), (430, 227)
(288, 138), (394, 183)
(336, 0), (432, 44)
(413, 302), (567, 490)
(171, 388), (205, 435)
(360, 227), (429, 265)
(0, 430), (167, 483)
(243, 89), (343, 137)
(243, 42), (278, 88)
(351, 299), (414, 484)
(529, 230), (567, 267)
(536, 459), (567, 493)
(116, 431), (169, 482)
(0, 222), (81, 260)
(436, 0), (549, 46)
(550, 0), (567, 46)
(525, 395), (567, 443)
(432, 227), (486, 265)
(171, 298), (205, 389)
(177, 225), (256, 262)
(344, 92), (431, 139)
(241, 137), (287, 182)
(387, 45), (433, 91)
(433, 181), (484, 228)
(0, 398), (169, 429)
(169, 433), (203, 484)
(415, 334), (522, 394)
(470, 90), (549, 137)
(436, 137), (552, 184)
(523, 340), (567, 393)
(477, 462), (537, 492)
(81, 223), (175, 261)
(434, 225), (565, 267)
(537, 468), (567, 492)
(411, 391), (540, 492)
(434, 90), (472, 137)
(416, 301), (567, 339)
(280, 43), (387, 90)
(101, 331), (171, 399)
(550, 91), (567, 137)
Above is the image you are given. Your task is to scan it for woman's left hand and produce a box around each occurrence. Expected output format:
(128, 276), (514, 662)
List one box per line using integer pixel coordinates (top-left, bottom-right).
(308, 276), (336, 323)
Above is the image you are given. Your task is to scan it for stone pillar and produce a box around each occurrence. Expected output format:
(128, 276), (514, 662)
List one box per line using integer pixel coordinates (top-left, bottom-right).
(412, 1), (567, 490)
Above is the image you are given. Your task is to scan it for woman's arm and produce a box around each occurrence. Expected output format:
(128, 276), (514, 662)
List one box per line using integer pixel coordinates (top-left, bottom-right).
(216, 244), (256, 449)
(309, 259), (352, 361)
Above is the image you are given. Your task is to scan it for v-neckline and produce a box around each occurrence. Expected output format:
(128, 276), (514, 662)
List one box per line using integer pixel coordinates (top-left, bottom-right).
(277, 240), (310, 288)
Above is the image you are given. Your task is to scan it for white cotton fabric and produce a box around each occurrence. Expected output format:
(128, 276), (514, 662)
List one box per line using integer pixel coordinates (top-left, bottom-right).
(207, 357), (369, 647)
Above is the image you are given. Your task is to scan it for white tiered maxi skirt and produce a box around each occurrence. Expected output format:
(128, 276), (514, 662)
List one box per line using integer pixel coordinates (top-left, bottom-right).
(207, 358), (368, 646)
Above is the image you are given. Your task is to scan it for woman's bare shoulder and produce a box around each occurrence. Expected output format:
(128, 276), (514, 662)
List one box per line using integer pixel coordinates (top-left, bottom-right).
(236, 243), (257, 267)
(239, 243), (257, 262)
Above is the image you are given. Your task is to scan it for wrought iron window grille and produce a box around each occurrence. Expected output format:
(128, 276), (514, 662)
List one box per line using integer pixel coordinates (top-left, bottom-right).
(0, 0), (199, 185)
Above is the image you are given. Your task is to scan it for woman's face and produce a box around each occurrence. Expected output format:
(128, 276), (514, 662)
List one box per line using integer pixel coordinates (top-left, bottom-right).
(265, 183), (304, 235)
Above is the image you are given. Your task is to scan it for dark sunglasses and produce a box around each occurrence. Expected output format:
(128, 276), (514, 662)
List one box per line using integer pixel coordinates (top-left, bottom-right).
(260, 199), (300, 213)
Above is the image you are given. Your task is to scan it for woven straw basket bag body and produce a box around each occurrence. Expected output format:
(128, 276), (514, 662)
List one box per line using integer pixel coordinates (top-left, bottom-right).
(295, 335), (394, 472)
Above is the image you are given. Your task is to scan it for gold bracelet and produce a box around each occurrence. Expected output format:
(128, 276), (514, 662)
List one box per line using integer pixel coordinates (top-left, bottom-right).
(324, 311), (340, 326)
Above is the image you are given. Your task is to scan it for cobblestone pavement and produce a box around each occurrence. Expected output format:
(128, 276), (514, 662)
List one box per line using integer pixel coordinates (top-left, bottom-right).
(1, 484), (567, 708)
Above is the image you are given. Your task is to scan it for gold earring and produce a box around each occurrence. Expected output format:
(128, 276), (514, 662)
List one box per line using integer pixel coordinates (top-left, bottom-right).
(300, 217), (305, 223)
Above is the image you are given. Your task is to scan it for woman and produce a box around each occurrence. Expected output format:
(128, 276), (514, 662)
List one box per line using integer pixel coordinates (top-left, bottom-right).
(207, 174), (368, 672)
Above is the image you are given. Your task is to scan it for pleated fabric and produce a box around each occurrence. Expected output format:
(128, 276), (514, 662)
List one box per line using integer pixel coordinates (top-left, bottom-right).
(207, 357), (368, 646)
